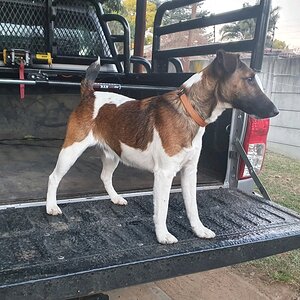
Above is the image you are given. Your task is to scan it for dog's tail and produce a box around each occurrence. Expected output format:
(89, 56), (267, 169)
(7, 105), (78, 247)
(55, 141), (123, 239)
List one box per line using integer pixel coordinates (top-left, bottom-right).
(81, 57), (100, 99)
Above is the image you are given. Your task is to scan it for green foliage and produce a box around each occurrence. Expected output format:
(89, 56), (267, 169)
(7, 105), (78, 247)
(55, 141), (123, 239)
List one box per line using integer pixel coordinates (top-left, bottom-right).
(220, 19), (255, 40)
(122, 0), (156, 41)
(151, 1), (209, 26)
(258, 151), (300, 212)
(272, 39), (288, 50)
(219, 2), (282, 48)
(101, 0), (122, 13)
(246, 151), (300, 288)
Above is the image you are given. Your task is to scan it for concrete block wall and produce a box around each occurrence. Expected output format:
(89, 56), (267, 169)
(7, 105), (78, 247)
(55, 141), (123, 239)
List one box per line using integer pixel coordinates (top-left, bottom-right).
(260, 56), (300, 160)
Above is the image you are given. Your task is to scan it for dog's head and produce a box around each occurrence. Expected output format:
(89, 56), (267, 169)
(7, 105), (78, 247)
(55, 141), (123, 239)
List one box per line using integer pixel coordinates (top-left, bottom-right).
(211, 49), (278, 119)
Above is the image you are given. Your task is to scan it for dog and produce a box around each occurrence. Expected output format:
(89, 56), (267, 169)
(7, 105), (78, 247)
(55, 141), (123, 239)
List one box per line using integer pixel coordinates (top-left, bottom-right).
(46, 50), (278, 244)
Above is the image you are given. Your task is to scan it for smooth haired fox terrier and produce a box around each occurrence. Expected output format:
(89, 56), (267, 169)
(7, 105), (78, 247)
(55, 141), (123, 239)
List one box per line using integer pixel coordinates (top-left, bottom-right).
(46, 50), (278, 244)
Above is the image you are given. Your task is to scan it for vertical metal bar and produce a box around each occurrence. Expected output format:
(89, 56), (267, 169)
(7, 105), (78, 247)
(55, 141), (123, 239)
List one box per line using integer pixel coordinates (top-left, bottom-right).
(250, 0), (271, 71)
(102, 14), (131, 73)
(123, 18), (131, 73)
(45, 0), (54, 53)
(234, 139), (271, 200)
(91, 0), (124, 73)
(133, 0), (147, 73)
(225, 110), (246, 189)
(151, 1), (166, 72)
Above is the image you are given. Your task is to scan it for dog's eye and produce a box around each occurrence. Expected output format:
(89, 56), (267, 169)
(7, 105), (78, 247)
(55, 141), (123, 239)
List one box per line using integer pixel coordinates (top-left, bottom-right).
(246, 76), (255, 84)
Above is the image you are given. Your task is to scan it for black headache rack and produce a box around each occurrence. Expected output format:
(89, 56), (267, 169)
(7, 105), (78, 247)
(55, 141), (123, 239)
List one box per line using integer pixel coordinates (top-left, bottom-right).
(152, 0), (270, 72)
(1, 0), (270, 87)
(0, 0), (300, 299)
(0, 0), (130, 73)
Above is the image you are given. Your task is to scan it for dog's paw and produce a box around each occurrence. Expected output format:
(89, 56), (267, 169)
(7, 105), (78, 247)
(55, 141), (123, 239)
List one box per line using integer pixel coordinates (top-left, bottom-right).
(111, 196), (128, 206)
(194, 226), (216, 239)
(157, 232), (178, 244)
(46, 204), (62, 216)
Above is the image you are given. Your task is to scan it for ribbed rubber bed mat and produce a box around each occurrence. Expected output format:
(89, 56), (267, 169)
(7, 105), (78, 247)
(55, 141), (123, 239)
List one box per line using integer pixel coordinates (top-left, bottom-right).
(0, 188), (300, 300)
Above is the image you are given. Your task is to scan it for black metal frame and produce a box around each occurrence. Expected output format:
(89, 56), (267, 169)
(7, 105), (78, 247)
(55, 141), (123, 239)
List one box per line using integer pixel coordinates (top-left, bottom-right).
(101, 14), (131, 73)
(130, 56), (152, 73)
(0, 0), (131, 73)
(168, 57), (183, 72)
(152, 0), (271, 72)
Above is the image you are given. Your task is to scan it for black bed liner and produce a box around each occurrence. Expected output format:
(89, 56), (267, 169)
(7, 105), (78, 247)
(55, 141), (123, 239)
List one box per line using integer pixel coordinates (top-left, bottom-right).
(1, 188), (299, 300)
(0, 141), (224, 205)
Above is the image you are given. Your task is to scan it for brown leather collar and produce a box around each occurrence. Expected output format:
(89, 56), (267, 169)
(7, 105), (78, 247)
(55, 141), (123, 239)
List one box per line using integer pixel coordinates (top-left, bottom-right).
(178, 89), (207, 127)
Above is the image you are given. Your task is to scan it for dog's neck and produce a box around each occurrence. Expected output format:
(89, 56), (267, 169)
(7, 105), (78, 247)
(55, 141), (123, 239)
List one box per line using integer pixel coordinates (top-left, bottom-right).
(181, 68), (230, 125)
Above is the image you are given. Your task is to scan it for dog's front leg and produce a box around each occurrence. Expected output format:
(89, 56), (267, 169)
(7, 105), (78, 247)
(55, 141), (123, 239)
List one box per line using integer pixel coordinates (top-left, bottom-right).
(181, 163), (215, 239)
(153, 169), (178, 244)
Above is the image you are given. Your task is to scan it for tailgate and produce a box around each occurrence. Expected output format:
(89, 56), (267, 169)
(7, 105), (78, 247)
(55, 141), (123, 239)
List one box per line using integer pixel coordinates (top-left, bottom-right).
(1, 188), (300, 300)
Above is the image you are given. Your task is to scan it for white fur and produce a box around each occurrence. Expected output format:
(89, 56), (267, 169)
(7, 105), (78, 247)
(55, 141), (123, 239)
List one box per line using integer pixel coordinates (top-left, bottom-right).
(100, 152), (127, 205)
(119, 128), (215, 243)
(46, 132), (97, 215)
(206, 101), (232, 124)
(183, 72), (202, 89)
(93, 91), (133, 118)
(255, 74), (265, 93)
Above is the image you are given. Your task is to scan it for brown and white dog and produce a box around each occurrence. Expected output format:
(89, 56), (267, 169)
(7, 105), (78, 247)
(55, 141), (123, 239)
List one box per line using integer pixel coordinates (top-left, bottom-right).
(46, 50), (278, 244)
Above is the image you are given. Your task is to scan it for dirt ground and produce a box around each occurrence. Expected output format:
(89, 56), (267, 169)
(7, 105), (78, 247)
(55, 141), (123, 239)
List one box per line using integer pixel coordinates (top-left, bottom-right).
(106, 266), (300, 300)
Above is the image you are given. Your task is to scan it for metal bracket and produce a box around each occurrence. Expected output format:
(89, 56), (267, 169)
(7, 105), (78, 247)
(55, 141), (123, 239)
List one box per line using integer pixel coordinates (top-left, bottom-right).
(28, 71), (49, 82)
(234, 138), (271, 200)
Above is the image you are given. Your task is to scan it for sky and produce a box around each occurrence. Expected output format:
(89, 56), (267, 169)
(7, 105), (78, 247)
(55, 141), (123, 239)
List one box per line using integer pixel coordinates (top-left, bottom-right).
(202, 0), (300, 49)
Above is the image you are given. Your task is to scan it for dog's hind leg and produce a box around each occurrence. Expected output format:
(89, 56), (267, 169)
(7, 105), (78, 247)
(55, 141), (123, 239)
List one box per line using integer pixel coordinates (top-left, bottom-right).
(46, 133), (94, 215)
(100, 153), (127, 205)
(181, 162), (215, 239)
(153, 169), (178, 244)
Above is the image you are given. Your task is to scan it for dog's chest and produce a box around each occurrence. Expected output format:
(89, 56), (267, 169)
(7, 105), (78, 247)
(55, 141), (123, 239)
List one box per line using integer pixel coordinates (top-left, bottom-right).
(120, 128), (205, 174)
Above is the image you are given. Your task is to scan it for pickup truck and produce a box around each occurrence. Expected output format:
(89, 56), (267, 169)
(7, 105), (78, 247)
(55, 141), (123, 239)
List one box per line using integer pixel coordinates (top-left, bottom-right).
(0, 0), (299, 299)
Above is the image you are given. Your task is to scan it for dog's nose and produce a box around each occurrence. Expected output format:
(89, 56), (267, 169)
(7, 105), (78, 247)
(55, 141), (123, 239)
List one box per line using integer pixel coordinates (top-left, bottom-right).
(270, 107), (279, 117)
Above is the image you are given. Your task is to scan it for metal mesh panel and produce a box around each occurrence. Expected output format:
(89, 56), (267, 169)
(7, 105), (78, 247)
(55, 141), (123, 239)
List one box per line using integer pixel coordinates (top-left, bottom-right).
(0, 0), (112, 58)
(54, 0), (112, 57)
(0, 0), (47, 53)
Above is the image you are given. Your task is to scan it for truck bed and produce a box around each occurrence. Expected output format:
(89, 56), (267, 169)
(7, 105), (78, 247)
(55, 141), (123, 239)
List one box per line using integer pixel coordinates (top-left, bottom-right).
(1, 189), (299, 300)
(0, 140), (223, 205)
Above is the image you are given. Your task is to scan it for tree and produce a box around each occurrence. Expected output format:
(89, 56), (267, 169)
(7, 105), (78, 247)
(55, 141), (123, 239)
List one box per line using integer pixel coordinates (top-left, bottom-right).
(122, 0), (156, 44)
(150, 0), (209, 26)
(272, 39), (288, 50)
(267, 5), (280, 47)
(147, 1), (212, 71)
(100, 0), (122, 13)
(158, 4), (211, 47)
(219, 2), (280, 47)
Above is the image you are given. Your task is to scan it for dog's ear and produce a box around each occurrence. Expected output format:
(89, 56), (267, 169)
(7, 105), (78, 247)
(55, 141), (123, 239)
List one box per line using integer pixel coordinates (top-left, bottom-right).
(215, 49), (239, 75)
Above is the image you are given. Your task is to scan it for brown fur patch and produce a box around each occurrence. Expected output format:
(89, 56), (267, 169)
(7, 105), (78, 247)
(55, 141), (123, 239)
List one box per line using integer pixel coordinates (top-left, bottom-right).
(155, 92), (198, 156)
(92, 91), (198, 157)
(62, 83), (95, 148)
(93, 98), (155, 156)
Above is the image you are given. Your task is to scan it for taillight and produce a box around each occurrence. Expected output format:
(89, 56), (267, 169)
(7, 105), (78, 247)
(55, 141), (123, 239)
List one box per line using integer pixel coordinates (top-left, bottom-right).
(238, 117), (270, 180)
